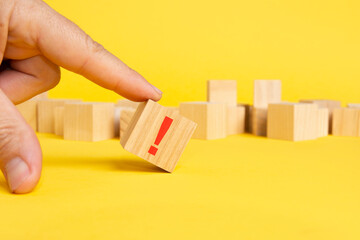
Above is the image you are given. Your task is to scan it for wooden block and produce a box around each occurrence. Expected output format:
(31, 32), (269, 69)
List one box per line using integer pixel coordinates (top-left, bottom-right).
(253, 80), (282, 108)
(251, 108), (267, 136)
(207, 80), (237, 106)
(348, 103), (360, 109)
(114, 107), (134, 138)
(37, 99), (69, 133)
(332, 108), (360, 137)
(300, 99), (341, 133)
(16, 100), (37, 131)
(31, 92), (48, 100)
(114, 107), (122, 138)
(54, 106), (65, 136)
(179, 102), (227, 140)
(116, 99), (139, 109)
(227, 105), (245, 135)
(238, 104), (252, 133)
(167, 106), (180, 114)
(119, 108), (136, 139)
(119, 105), (173, 139)
(64, 102), (115, 141)
(121, 100), (197, 172)
(317, 108), (329, 138)
(267, 103), (318, 141)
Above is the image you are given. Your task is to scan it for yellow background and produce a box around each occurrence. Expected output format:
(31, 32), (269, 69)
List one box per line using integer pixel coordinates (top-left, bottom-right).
(1, 0), (360, 239)
(48, 0), (360, 105)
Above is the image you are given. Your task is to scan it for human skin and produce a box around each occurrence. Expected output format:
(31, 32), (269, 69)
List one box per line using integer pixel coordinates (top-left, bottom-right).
(0, 0), (162, 193)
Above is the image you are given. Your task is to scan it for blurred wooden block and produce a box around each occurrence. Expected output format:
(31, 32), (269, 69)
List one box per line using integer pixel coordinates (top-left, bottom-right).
(253, 80), (282, 108)
(114, 107), (134, 138)
(37, 99), (68, 133)
(16, 100), (37, 131)
(227, 105), (245, 135)
(239, 103), (252, 133)
(207, 80), (237, 106)
(54, 106), (65, 136)
(121, 100), (197, 172)
(332, 108), (360, 137)
(348, 103), (360, 109)
(180, 102), (227, 140)
(116, 99), (139, 109)
(300, 99), (341, 133)
(64, 102), (115, 141)
(251, 108), (267, 136)
(31, 92), (48, 100)
(114, 107), (122, 138)
(119, 108), (136, 139)
(267, 103), (318, 141)
(317, 108), (329, 138)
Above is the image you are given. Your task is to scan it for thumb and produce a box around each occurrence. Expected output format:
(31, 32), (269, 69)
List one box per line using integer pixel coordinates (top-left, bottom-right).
(0, 89), (42, 193)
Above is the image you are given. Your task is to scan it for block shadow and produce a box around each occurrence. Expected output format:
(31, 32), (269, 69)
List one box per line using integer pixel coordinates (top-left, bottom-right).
(44, 155), (167, 173)
(0, 156), (168, 194)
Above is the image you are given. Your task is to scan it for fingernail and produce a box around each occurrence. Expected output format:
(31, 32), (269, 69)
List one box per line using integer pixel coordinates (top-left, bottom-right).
(151, 85), (163, 95)
(5, 157), (30, 192)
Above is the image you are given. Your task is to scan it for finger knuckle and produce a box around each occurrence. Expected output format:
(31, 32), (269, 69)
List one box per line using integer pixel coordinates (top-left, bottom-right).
(85, 34), (105, 55)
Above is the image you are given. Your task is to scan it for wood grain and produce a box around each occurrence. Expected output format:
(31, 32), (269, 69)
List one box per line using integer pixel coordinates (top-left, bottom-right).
(179, 102), (227, 140)
(267, 103), (318, 141)
(253, 80), (282, 109)
(121, 100), (197, 172)
(64, 102), (115, 142)
(207, 80), (237, 106)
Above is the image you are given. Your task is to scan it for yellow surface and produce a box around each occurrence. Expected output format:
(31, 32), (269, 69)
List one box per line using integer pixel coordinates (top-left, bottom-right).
(1, 134), (360, 239)
(3, 0), (360, 239)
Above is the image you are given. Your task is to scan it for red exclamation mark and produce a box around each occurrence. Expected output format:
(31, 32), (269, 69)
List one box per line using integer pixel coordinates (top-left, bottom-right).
(148, 116), (173, 156)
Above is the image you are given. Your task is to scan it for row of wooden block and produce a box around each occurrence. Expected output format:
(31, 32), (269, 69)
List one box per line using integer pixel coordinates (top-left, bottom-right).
(15, 98), (140, 141)
(178, 101), (359, 141)
(16, 98), (197, 172)
(16, 84), (359, 143)
(204, 79), (360, 140)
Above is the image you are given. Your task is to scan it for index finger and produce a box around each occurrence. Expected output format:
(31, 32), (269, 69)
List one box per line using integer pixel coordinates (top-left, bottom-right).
(34, 1), (162, 102)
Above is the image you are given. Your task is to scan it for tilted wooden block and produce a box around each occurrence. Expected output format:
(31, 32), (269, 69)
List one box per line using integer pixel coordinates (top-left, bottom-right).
(167, 106), (180, 114)
(119, 108), (136, 139)
(267, 103), (318, 141)
(332, 108), (360, 137)
(300, 99), (341, 134)
(64, 102), (115, 141)
(207, 80), (237, 106)
(348, 103), (360, 109)
(251, 108), (267, 136)
(116, 99), (139, 109)
(253, 80), (282, 108)
(179, 102), (227, 140)
(16, 100), (38, 131)
(227, 105), (245, 135)
(119, 106), (180, 139)
(37, 99), (69, 133)
(54, 106), (65, 136)
(317, 108), (329, 138)
(121, 100), (197, 172)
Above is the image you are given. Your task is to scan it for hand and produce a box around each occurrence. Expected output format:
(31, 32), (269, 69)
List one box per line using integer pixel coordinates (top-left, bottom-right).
(0, 0), (162, 193)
